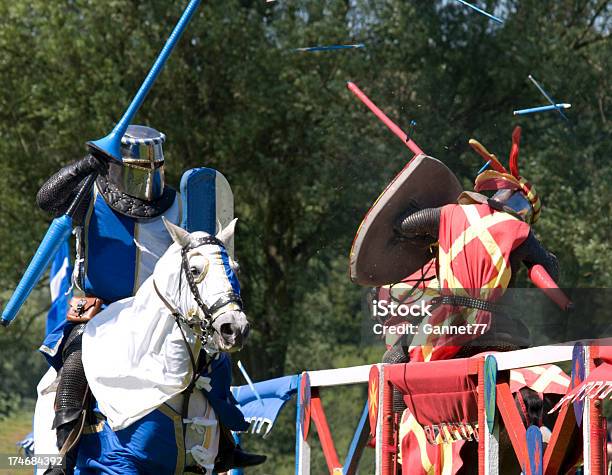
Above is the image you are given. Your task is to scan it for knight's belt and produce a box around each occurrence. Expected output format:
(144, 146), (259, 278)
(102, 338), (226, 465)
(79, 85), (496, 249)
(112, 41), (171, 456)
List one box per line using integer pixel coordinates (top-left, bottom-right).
(430, 295), (506, 314)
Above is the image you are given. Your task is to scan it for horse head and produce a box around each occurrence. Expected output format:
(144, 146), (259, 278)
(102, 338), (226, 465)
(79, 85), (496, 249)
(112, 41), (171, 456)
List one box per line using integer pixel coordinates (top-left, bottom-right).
(157, 218), (250, 353)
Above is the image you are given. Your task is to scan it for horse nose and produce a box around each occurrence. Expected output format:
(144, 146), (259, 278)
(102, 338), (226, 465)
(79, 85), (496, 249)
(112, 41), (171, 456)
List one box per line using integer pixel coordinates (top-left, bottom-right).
(220, 322), (249, 347)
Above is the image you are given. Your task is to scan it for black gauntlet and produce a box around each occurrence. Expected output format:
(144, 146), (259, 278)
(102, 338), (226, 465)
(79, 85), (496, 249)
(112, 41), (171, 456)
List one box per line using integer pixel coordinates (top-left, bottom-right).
(36, 155), (106, 218)
(511, 231), (560, 282)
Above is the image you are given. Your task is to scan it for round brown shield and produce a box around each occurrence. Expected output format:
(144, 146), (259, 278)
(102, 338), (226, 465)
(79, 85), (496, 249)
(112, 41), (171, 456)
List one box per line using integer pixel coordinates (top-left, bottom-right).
(349, 155), (463, 286)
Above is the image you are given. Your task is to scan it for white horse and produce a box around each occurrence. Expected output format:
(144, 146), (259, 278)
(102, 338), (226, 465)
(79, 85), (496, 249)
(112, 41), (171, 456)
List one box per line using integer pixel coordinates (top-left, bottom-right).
(35, 218), (249, 474)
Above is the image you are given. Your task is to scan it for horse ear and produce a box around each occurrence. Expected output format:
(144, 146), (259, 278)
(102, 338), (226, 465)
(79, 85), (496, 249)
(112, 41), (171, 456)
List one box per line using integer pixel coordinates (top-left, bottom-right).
(163, 217), (192, 247)
(216, 218), (237, 247)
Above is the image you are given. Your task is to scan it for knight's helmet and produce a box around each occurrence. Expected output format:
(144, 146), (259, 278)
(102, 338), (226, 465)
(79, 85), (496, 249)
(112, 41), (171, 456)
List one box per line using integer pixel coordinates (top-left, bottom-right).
(462, 126), (541, 224)
(107, 125), (166, 201)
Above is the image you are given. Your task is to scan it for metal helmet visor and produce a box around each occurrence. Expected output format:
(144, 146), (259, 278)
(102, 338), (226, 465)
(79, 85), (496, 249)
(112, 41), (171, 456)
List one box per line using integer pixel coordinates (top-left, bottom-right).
(110, 125), (166, 201)
(488, 189), (534, 223)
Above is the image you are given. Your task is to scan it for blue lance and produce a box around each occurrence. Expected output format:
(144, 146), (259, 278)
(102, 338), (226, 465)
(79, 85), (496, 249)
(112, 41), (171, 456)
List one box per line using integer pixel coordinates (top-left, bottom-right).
(1, 0), (201, 326)
(513, 103), (571, 116)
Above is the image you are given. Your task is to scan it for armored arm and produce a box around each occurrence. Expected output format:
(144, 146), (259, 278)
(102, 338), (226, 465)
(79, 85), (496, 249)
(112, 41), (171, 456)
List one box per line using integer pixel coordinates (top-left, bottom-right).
(512, 231), (559, 282)
(36, 155), (106, 217)
(395, 207), (441, 240)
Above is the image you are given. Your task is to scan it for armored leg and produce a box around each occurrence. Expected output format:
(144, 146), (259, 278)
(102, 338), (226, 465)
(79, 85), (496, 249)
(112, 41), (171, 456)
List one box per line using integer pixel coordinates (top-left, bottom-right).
(46, 324), (88, 475)
(383, 340), (410, 413)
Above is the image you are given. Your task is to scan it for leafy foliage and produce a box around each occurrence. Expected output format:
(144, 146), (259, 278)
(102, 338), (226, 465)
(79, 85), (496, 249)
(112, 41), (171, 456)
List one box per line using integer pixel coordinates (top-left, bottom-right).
(0, 391), (21, 422)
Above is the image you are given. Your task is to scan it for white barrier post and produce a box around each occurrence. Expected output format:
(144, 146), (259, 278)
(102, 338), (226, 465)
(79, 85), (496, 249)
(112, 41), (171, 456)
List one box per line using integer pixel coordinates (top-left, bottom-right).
(296, 372), (311, 475)
(294, 365), (371, 475)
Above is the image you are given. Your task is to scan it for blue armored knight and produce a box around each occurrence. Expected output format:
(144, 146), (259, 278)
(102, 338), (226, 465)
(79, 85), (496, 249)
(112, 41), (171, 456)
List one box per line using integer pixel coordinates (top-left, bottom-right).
(35, 125), (265, 474)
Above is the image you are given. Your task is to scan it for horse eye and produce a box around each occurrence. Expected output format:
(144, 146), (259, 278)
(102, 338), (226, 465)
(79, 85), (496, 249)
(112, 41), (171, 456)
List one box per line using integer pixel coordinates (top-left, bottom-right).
(188, 254), (208, 283)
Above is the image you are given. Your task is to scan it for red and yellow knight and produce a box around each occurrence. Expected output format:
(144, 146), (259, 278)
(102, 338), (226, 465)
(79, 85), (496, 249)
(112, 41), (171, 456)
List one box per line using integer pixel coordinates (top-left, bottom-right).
(393, 127), (557, 362)
(369, 127), (562, 475)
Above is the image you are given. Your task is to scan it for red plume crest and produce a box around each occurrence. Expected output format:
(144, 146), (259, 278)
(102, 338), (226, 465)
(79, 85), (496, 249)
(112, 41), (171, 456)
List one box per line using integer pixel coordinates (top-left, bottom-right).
(509, 126), (522, 178)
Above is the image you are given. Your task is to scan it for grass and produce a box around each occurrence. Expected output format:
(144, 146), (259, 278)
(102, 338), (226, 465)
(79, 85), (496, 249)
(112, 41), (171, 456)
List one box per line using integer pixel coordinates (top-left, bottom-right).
(0, 405), (35, 475)
(0, 409), (33, 453)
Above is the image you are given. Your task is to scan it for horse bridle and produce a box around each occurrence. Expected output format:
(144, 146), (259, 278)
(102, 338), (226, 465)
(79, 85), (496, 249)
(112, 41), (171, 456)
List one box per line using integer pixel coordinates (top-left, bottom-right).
(153, 235), (243, 346)
(180, 235), (243, 323)
(154, 235), (243, 437)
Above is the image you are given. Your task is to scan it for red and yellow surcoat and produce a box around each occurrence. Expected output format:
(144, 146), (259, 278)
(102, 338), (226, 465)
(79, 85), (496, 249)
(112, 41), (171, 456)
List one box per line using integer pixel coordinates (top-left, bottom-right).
(409, 203), (530, 363)
(437, 203), (530, 293)
(399, 204), (531, 474)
